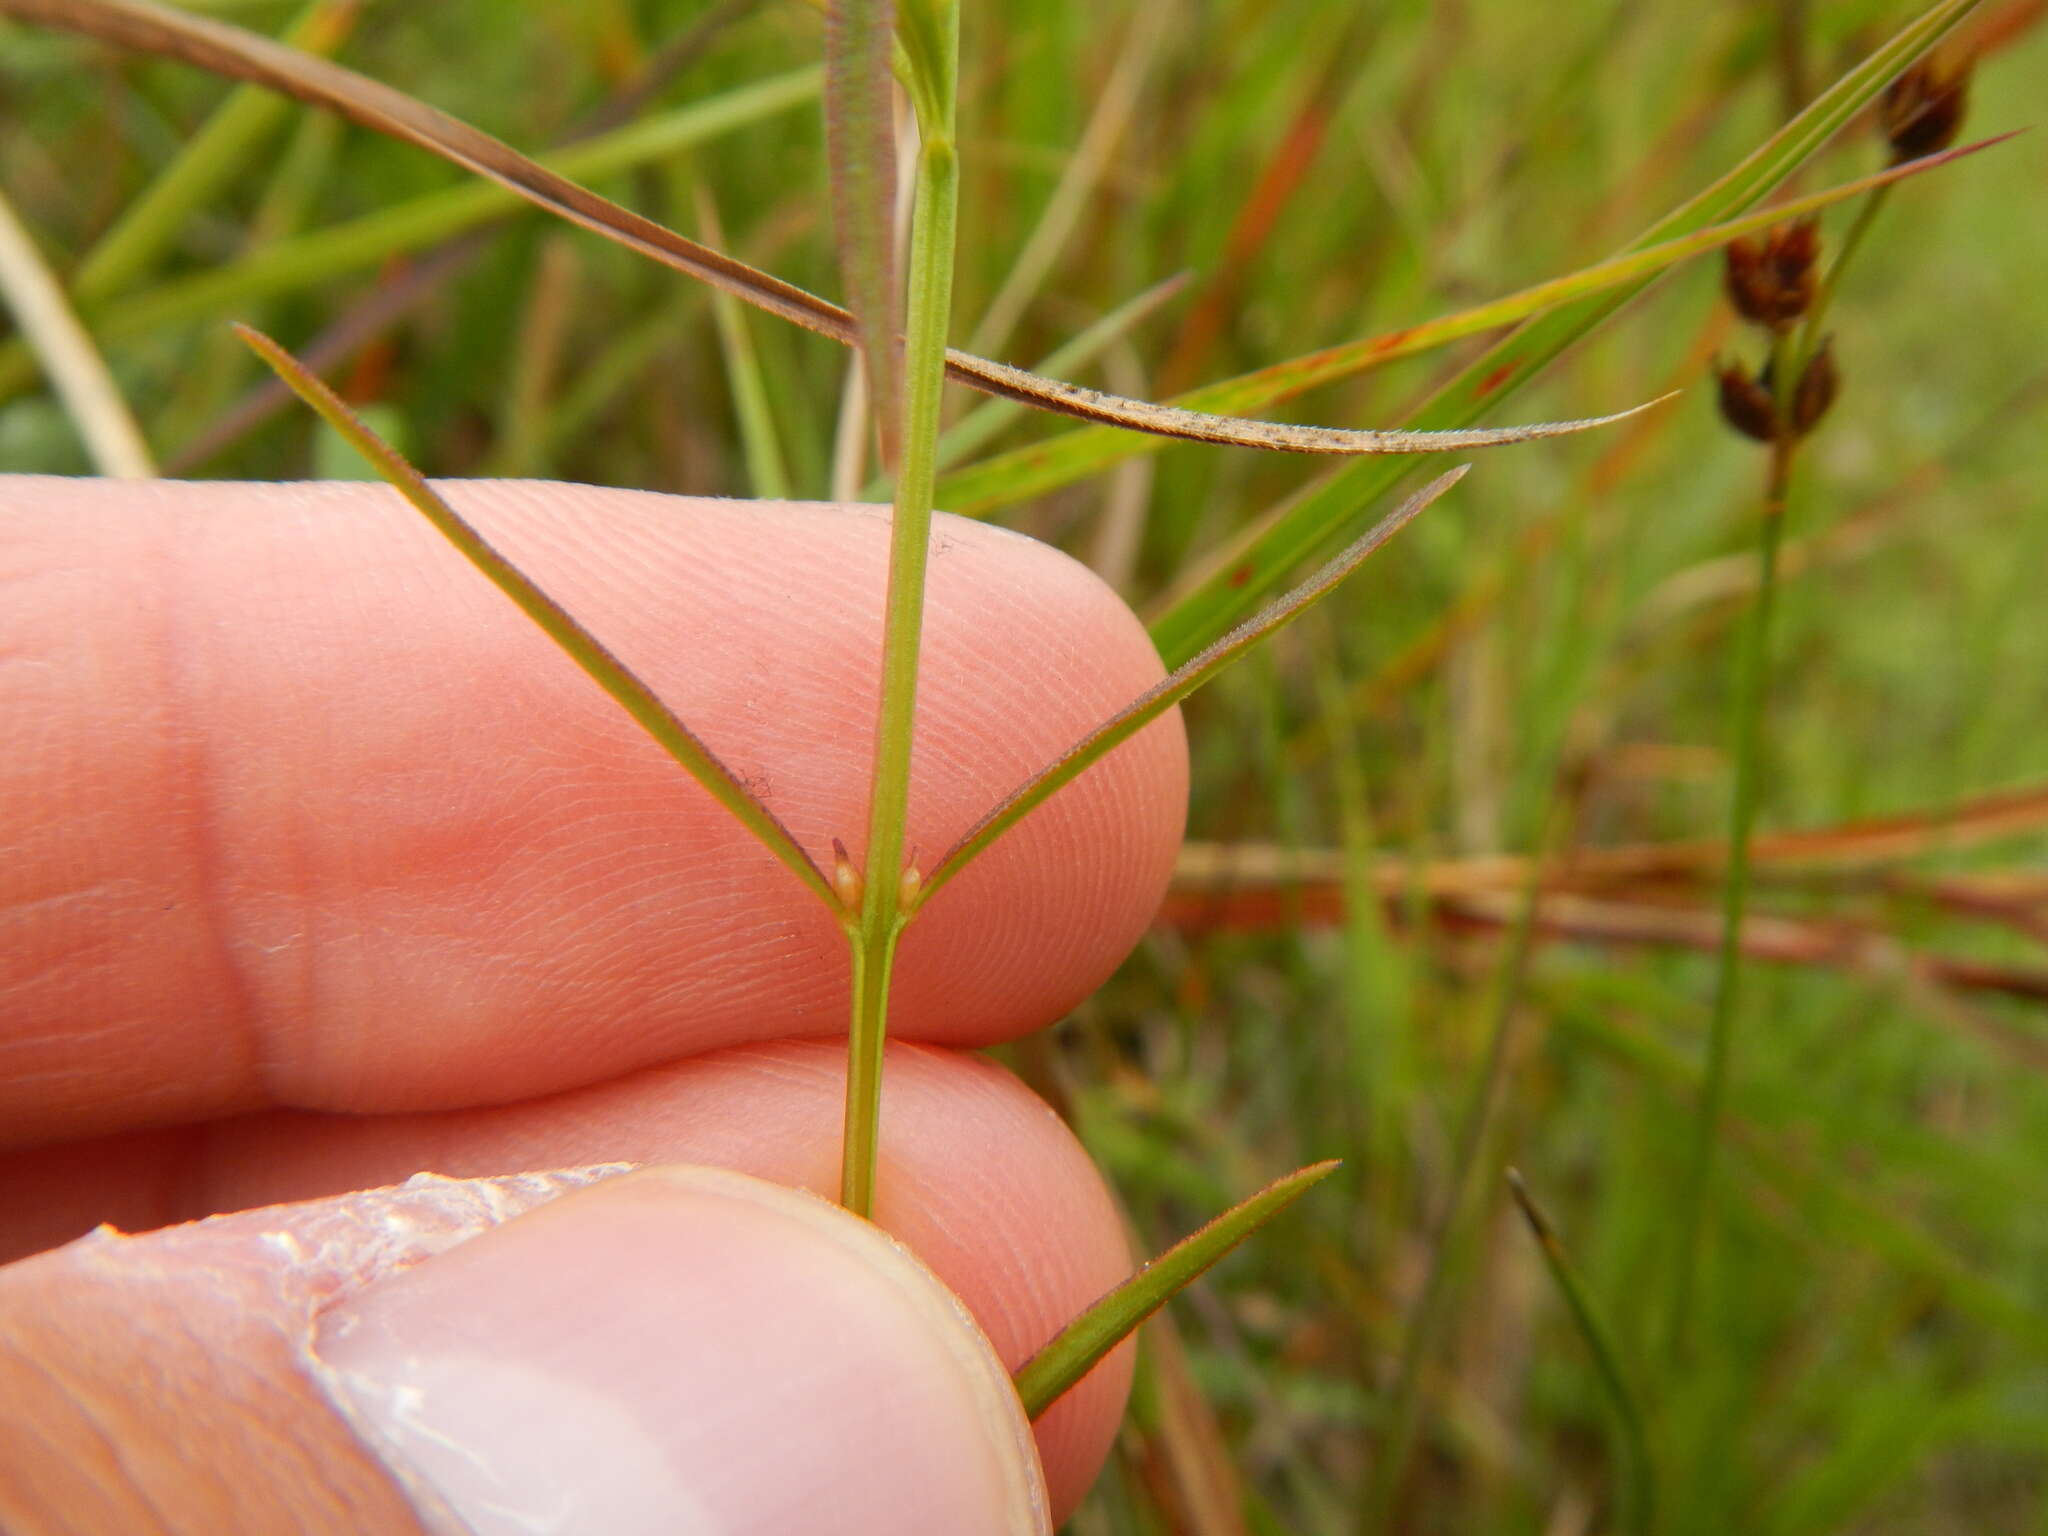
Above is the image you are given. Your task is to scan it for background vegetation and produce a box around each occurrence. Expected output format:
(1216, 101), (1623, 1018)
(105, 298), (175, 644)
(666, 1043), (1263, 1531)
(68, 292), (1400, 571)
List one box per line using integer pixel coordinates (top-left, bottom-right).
(3, 0), (2045, 1530)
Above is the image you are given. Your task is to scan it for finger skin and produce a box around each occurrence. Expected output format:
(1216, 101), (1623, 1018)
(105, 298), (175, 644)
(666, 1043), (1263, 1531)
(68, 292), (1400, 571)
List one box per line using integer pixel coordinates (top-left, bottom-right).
(0, 1174), (605, 1536)
(0, 1167), (1053, 1535)
(0, 1041), (1133, 1525)
(0, 477), (1187, 1143)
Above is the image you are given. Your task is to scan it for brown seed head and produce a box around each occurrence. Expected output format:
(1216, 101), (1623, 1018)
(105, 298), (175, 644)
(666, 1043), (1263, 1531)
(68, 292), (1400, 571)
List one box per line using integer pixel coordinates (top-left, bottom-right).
(1715, 356), (1779, 443)
(1724, 218), (1821, 330)
(1882, 47), (1972, 163)
(1791, 338), (1840, 436)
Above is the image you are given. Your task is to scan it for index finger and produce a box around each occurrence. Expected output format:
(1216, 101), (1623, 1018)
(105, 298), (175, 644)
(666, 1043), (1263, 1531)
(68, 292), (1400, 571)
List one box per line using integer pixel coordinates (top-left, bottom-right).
(0, 477), (1186, 1147)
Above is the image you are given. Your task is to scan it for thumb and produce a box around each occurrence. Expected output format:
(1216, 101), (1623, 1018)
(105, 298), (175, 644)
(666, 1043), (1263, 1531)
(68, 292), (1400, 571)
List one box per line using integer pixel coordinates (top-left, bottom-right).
(0, 1166), (1049, 1535)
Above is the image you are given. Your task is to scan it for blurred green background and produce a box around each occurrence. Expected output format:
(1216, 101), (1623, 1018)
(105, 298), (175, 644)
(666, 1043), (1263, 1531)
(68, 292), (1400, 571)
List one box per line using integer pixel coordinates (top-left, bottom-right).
(3, 1), (2046, 1531)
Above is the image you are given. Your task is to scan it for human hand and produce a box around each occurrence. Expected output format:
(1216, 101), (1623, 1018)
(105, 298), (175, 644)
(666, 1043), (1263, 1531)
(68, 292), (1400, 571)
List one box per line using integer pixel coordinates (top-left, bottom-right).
(0, 477), (1189, 1533)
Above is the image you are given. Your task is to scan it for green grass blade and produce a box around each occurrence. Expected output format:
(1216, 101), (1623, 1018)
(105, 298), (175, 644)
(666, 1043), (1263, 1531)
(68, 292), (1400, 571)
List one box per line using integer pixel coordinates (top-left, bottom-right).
(1144, 0), (1985, 667)
(233, 323), (838, 914)
(693, 179), (792, 500)
(964, 0), (1168, 361)
(913, 467), (1468, 910)
(936, 131), (2008, 522)
(69, 0), (359, 305)
(0, 65), (825, 401)
(1507, 1168), (1656, 1536)
(6, 0), (1654, 458)
(0, 183), (154, 477)
(1013, 1160), (1340, 1420)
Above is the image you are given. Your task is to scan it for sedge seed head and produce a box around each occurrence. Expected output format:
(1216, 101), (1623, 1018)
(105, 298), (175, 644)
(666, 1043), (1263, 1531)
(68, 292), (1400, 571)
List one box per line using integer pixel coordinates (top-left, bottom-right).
(1882, 47), (1972, 163)
(1790, 338), (1841, 436)
(1724, 218), (1822, 330)
(1715, 356), (1779, 443)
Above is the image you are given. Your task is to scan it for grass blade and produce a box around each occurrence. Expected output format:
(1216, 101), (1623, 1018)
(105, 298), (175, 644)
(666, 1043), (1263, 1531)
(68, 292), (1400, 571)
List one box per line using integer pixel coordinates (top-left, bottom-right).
(0, 184), (154, 477)
(4, 0), (1650, 457)
(937, 131), (2011, 519)
(1143, 0), (1986, 666)
(233, 323), (837, 913)
(692, 180), (792, 499)
(824, 0), (901, 463)
(69, 0), (361, 305)
(965, 0), (1169, 360)
(0, 65), (826, 403)
(1507, 1168), (1655, 1536)
(1013, 1160), (1340, 1420)
(913, 467), (1469, 910)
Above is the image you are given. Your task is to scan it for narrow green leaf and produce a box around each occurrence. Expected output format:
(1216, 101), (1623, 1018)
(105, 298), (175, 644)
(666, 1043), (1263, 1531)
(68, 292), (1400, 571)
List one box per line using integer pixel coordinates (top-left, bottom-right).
(69, 0), (360, 305)
(232, 324), (839, 914)
(1507, 1168), (1656, 1536)
(2, 0), (1649, 456)
(1013, 1160), (1340, 1420)
(937, 131), (2010, 520)
(1144, 0), (1987, 666)
(913, 467), (1469, 911)
(823, 0), (901, 462)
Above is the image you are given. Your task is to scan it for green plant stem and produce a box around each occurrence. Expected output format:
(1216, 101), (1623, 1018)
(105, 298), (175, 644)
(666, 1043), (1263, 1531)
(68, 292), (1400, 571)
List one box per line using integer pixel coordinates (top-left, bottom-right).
(1362, 823), (1552, 1534)
(840, 0), (958, 1218)
(1666, 334), (1798, 1362)
(1801, 183), (1890, 359)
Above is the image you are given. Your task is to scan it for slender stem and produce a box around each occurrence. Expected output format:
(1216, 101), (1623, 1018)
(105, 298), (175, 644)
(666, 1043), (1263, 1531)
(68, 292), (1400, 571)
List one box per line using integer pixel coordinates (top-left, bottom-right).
(1362, 823), (1552, 1533)
(1363, 454), (1599, 1532)
(839, 0), (958, 1218)
(839, 915), (901, 1216)
(1800, 183), (1889, 357)
(1666, 331), (1797, 1361)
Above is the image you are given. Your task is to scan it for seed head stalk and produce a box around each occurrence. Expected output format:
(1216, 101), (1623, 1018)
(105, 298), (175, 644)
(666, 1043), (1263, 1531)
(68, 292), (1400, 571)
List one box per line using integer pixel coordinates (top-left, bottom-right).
(1666, 325), (1798, 1360)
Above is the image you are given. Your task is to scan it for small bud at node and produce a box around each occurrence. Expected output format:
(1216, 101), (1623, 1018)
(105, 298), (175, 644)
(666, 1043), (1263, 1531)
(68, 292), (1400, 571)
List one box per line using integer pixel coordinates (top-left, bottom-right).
(897, 862), (922, 911)
(831, 837), (864, 912)
(1715, 356), (1778, 443)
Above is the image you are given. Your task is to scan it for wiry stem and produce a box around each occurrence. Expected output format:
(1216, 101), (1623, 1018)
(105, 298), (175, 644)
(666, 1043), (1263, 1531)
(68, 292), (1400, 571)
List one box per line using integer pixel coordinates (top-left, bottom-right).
(840, 0), (958, 1218)
(1667, 329), (1798, 1360)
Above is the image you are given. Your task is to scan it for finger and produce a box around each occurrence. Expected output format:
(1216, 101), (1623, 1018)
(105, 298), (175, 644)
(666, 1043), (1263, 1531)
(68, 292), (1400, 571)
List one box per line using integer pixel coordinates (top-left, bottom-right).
(1, 477), (1187, 1144)
(0, 1166), (1050, 1535)
(0, 1040), (1134, 1522)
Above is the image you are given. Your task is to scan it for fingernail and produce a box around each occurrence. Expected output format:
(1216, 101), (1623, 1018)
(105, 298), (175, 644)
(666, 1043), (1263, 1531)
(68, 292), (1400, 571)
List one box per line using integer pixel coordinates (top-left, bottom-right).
(314, 1166), (1048, 1536)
